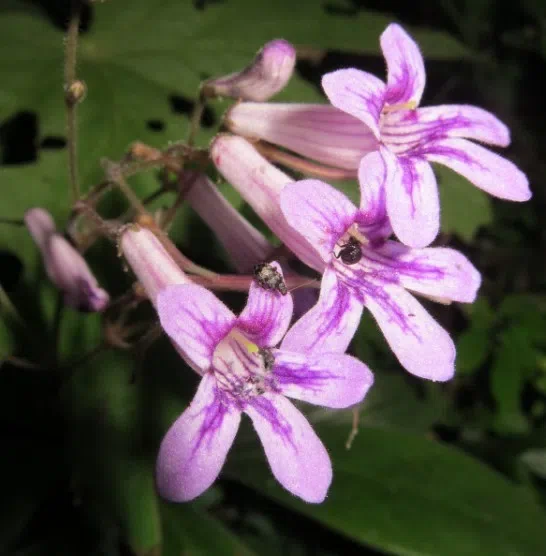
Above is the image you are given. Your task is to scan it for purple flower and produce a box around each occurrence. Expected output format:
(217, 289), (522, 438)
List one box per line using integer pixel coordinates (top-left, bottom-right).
(322, 23), (531, 246)
(280, 152), (481, 381)
(155, 262), (373, 503)
(202, 39), (296, 101)
(24, 208), (109, 312)
(227, 24), (530, 248)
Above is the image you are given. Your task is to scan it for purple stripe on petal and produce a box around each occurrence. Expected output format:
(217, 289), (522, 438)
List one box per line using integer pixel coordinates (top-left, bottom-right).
(322, 68), (386, 140)
(364, 283), (455, 381)
(356, 151), (392, 239)
(156, 373), (241, 501)
(273, 350), (374, 408)
(281, 267), (363, 354)
(372, 242), (481, 303)
(421, 137), (531, 202)
(280, 179), (358, 263)
(158, 284), (236, 371)
(245, 393), (332, 503)
(381, 147), (440, 248)
(227, 103), (376, 170)
(237, 261), (293, 346)
(381, 23), (426, 106)
(382, 104), (510, 149)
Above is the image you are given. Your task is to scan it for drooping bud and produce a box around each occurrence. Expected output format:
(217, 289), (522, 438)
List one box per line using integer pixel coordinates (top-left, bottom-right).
(202, 39), (296, 101)
(182, 171), (273, 272)
(119, 226), (191, 307)
(24, 208), (109, 312)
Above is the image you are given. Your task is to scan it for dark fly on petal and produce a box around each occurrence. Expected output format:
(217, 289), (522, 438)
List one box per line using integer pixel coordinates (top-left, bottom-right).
(334, 237), (362, 265)
(259, 347), (275, 371)
(253, 262), (288, 295)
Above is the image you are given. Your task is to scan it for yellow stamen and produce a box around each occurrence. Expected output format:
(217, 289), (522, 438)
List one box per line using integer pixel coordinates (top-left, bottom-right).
(382, 100), (417, 113)
(348, 225), (369, 246)
(230, 329), (260, 354)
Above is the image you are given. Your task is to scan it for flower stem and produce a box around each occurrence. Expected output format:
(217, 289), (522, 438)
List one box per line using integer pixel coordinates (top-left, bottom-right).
(64, 0), (83, 203)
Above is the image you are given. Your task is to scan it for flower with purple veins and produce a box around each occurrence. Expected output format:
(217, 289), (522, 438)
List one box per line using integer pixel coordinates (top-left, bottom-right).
(280, 152), (481, 382)
(155, 262), (373, 503)
(321, 23), (530, 247)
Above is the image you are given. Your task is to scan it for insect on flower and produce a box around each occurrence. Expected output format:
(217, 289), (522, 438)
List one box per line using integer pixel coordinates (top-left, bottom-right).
(253, 262), (288, 295)
(334, 237), (362, 265)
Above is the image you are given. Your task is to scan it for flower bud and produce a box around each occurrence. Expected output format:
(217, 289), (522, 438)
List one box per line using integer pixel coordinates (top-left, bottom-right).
(24, 208), (109, 312)
(203, 39), (296, 101)
(119, 226), (191, 306)
(182, 171), (273, 272)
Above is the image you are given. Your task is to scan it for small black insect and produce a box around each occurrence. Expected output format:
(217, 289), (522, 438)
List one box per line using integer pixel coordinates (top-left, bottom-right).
(334, 237), (362, 265)
(253, 262), (288, 295)
(259, 348), (275, 372)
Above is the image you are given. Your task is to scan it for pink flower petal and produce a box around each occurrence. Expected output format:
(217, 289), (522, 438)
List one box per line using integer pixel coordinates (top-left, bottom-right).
(245, 393), (332, 503)
(237, 261), (293, 346)
(156, 373), (241, 501)
(274, 350), (374, 408)
(357, 151), (392, 238)
(382, 104), (510, 149)
(158, 284), (236, 371)
(226, 103), (376, 170)
(281, 268), (363, 354)
(211, 135), (325, 272)
(369, 242), (481, 303)
(381, 23), (426, 106)
(422, 137), (531, 202)
(322, 68), (386, 140)
(382, 147), (440, 248)
(280, 179), (358, 263)
(364, 283), (455, 381)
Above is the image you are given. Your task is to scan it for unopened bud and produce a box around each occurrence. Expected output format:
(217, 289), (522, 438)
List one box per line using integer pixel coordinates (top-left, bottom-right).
(203, 39), (296, 101)
(65, 80), (87, 104)
(24, 208), (109, 312)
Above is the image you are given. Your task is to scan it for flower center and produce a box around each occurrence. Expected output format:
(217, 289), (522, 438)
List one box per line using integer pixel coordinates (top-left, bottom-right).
(382, 100), (417, 113)
(212, 329), (275, 403)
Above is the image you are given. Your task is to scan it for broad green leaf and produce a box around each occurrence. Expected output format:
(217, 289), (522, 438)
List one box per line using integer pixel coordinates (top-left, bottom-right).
(435, 165), (493, 240)
(229, 423), (546, 556)
(161, 502), (258, 556)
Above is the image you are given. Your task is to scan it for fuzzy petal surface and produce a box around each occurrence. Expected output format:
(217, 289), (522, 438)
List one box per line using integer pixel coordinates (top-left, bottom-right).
(245, 393), (332, 503)
(280, 179), (358, 263)
(382, 147), (440, 248)
(369, 242), (481, 303)
(364, 283), (455, 381)
(156, 373), (241, 501)
(273, 350), (373, 408)
(322, 68), (386, 139)
(237, 261), (293, 346)
(381, 23), (426, 106)
(422, 137), (531, 202)
(281, 268), (363, 354)
(158, 284), (236, 371)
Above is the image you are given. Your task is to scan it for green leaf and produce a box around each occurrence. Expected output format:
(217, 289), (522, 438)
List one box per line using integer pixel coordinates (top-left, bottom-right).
(62, 350), (162, 555)
(229, 423), (546, 556)
(161, 502), (258, 556)
(435, 164), (493, 240)
(0, 1), (469, 184)
(520, 449), (546, 480)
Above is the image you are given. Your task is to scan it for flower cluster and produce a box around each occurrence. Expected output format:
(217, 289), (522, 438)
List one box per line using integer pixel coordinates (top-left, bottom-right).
(27, 26), (530, 505)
